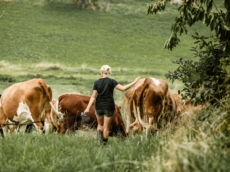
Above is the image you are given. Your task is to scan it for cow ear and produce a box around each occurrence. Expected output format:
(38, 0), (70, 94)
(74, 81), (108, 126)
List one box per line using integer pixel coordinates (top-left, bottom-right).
(119, 106), (121, 109)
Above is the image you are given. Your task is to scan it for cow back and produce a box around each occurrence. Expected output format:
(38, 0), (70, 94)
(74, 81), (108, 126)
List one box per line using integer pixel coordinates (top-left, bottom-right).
(0, 78), (53, 133)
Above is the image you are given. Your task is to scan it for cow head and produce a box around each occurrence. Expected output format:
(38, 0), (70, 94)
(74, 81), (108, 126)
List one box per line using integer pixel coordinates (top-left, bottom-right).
(49, 100), (66, 134)
(129, 120), (143, 135)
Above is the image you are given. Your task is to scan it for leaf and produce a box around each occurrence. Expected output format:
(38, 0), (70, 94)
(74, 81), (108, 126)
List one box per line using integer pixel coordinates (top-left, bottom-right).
(223, 24), (230, 31)
(207, 0), (213, 14)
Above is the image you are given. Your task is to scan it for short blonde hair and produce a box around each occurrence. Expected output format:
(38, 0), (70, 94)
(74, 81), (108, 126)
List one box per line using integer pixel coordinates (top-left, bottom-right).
(100, 65), (112, 75)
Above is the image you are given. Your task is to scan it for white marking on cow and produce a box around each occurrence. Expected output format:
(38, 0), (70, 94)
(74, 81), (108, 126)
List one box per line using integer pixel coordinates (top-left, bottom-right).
(151, 78), (160, 86)
(4, 102), (34, 133)
(14, 102), (33, 124)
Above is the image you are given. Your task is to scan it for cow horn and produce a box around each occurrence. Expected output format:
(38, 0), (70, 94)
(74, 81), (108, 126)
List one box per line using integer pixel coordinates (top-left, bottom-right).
(136, 106), (151, 129)
(49, 101), (63, 120)
(132, 100), (147, 128)
(126, 101), (142, 135)
(136, 106), (155, 135)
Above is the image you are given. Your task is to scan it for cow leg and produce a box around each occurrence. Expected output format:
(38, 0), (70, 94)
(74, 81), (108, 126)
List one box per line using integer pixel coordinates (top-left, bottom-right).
(18, 124), (27, 133)
(3, 120), (19, 135)
(25, 124), (34, 133)
(0, 108), (6, 137)
(149, 117), (154, 125)
(2, 125), (10, 136)
(125, 111), (131, 134)
(0, 124), (4, 138)
(7, 124), (17, 134)
(31, 110), (44, 133)
(0, 127), (4, 138)
(67, 122), (77, 135)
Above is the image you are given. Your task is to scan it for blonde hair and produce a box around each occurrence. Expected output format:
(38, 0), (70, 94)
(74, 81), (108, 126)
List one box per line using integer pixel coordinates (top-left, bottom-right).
(100, 65), (112, 75)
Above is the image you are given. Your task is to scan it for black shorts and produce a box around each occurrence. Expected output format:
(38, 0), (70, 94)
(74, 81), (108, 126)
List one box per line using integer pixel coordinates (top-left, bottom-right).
(95, 109), (114, 117)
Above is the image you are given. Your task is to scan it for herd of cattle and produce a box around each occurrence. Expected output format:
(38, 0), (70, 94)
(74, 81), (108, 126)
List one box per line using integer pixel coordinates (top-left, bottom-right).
(0, 78), (202, 138)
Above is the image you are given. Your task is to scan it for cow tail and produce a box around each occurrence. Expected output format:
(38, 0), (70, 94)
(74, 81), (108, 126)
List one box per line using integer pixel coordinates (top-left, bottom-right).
(134, 78), (150, 107)
(38, 79), (52, 101)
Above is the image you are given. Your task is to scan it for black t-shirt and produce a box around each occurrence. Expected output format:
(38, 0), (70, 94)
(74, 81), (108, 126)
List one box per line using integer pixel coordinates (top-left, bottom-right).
(93, 77), (118, 111)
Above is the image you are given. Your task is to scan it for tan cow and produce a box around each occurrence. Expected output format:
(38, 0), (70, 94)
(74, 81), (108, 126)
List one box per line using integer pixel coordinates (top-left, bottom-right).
(0, 78), (57, 136)
(124, 77), (179, 135)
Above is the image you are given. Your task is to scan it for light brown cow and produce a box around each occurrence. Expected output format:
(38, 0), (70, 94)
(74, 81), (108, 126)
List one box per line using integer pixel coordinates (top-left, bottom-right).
(50, 93), (127, 137)
(124, 77), (179, 135)
(0, 78), (56, 136)
(173, 93), (204, 115)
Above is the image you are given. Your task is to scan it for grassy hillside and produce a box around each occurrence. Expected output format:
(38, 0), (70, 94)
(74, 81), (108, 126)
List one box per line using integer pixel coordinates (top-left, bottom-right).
(0, 0), (210, 98)
(0, 0), (188, 68)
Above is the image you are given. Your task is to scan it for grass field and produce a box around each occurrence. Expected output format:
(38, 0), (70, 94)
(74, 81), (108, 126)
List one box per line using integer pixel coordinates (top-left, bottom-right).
(0, 0), (213, 105)
(0, 0), (229, 172)
(0, 0), (209, 98)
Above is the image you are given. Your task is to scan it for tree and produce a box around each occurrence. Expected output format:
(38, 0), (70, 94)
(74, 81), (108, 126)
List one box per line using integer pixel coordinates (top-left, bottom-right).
(147, 0), (230, 106)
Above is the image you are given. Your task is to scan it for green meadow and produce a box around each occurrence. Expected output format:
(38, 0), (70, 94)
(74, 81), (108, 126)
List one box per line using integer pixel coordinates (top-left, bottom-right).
(0, 0), (208, 97)
(0, 0), (229, 172)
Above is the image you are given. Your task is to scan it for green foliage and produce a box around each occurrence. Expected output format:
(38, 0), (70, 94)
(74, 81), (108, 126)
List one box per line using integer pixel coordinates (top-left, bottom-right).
(166, 32), (230, 105)
(148, 0), (230, 106)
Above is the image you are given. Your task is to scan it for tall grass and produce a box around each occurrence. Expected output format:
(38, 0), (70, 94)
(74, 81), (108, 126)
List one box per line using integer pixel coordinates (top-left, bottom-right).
(1, 98), (230, 172)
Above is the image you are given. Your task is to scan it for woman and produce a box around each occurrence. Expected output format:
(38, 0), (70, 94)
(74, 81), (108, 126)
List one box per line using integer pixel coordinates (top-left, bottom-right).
(84, 65), (140, 145)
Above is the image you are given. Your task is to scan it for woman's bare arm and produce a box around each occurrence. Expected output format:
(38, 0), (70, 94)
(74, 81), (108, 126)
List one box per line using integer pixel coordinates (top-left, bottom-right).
(84, 90), (97, 114)
(115, 77), (140, 91)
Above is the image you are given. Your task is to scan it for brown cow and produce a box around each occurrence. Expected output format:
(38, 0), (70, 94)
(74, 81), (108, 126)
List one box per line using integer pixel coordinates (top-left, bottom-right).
(124, 77), (179, 135)
(50, 93), (127, 137)
(0, 78), (55, 136)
